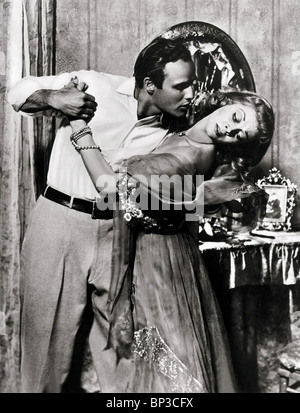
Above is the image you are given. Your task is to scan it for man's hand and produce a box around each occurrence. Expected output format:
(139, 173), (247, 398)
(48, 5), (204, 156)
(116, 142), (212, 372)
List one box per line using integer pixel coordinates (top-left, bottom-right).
(49, 78), (97, 120)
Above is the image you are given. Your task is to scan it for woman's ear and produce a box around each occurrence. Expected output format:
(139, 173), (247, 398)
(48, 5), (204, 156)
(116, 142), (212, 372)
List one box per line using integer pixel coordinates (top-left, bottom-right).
(144, 77), (155, 95)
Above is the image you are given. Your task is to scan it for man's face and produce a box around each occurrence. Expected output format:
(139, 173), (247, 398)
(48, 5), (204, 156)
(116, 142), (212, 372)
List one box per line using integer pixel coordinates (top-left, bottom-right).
(152, 59), (196, 118)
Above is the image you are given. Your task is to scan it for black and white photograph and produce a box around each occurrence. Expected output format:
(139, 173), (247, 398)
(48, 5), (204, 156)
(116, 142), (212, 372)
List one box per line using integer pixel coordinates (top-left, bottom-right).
(0, 0), (300, 397)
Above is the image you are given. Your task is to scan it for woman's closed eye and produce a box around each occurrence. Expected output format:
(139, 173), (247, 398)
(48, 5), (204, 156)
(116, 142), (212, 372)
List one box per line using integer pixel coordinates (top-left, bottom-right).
(232, 110), (243, 123)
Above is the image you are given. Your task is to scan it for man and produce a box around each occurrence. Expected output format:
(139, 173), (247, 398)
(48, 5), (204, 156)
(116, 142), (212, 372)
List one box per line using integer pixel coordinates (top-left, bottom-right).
(8, 37), (196, 393)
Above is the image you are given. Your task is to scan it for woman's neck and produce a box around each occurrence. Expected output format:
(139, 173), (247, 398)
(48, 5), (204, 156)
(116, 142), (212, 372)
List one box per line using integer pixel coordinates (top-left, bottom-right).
(184, 117), (214, 144)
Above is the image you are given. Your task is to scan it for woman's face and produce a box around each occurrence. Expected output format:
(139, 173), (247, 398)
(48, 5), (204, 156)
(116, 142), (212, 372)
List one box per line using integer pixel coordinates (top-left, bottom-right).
(205, 103), (258, 145)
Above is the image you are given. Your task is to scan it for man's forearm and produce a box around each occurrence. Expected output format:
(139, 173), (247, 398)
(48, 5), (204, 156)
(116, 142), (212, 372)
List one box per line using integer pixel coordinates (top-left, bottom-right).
(13, 81), (97, 118)
(19, 89), (56, 113)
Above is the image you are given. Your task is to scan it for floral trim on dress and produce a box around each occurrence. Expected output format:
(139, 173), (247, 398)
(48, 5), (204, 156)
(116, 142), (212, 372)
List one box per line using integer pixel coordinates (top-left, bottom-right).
(133, 326), (207, 393)
(232, 181), (263, 196)
(117, 172), (184, 233)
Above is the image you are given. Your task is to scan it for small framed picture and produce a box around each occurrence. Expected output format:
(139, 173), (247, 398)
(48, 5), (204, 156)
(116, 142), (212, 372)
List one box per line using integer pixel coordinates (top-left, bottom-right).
(256, 168), (297, 231)
(263, 185), (287, 223)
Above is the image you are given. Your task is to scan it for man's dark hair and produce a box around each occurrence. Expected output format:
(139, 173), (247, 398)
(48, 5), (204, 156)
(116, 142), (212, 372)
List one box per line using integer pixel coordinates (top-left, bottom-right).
(133, 37), (193, 89)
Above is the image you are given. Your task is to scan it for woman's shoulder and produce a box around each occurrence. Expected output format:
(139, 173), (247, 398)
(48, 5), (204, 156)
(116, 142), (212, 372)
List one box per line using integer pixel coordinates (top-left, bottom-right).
(173, 144), (216, 175)
(122, 144), (215, 176)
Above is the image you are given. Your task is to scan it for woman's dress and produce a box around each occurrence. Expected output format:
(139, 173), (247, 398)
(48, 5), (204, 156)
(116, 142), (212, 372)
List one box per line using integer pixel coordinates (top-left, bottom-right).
(106, 142), (262, 393)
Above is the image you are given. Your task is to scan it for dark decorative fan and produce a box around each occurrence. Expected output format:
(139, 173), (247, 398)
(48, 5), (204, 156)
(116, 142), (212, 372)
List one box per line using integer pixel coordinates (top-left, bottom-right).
(159, 21), (255, 94)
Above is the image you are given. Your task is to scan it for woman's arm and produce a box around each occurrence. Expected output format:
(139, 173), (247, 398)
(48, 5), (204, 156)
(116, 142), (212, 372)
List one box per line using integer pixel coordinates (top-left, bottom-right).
(70, 119), (119, 194)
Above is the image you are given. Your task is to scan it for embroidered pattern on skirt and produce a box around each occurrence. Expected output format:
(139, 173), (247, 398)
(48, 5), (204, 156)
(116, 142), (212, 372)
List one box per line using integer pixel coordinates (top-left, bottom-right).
(132, 326), (207, 393)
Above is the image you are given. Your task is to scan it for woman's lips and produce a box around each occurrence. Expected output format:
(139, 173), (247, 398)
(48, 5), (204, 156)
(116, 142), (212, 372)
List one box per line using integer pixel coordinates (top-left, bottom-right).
(215, 123), (222, 137)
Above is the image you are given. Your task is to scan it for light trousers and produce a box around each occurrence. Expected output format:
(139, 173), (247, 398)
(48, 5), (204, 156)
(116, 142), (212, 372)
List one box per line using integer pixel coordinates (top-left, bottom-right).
(20, 195), (132, 393)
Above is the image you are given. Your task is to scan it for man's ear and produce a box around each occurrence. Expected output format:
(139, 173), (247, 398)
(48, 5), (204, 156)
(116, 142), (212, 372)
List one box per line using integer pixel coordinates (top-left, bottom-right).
(144, 77), (155, 95)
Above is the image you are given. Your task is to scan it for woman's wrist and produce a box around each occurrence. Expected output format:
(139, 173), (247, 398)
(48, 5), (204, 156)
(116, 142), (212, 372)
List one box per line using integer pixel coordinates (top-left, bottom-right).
(70, 119), (87, 132)
(69, 124), (101, 152)
(73, 134), (95, 146)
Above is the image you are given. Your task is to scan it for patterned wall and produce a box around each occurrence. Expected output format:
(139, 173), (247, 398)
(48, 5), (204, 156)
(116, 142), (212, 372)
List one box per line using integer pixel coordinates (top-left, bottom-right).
(55, 0), (300, 229)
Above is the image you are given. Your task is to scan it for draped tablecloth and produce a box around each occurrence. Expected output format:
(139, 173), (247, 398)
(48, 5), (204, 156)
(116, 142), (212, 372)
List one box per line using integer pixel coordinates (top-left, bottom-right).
(199, 231), (300, 289)
(199, 231), (300, 393)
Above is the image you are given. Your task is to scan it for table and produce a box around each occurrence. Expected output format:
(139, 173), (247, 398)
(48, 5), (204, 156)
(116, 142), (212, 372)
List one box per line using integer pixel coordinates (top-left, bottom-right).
(200, 230), (300, 288)
(199, 231), (300, 393)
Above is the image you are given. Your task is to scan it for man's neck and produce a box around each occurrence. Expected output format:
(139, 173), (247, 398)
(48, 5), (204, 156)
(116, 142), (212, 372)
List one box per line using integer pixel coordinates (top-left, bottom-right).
(135, 85), (161, 120)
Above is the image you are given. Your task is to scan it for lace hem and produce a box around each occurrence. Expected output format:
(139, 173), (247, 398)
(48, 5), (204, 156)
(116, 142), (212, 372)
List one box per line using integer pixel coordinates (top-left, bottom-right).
(132, 326), (207, 393)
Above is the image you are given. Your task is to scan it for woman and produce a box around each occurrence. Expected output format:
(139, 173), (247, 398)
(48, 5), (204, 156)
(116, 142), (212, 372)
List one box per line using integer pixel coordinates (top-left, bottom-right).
(68, 84), (274, 393)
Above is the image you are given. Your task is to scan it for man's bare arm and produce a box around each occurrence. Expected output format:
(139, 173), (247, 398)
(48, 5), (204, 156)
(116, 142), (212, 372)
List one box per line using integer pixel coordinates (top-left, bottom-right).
(19, 82), (97, 119)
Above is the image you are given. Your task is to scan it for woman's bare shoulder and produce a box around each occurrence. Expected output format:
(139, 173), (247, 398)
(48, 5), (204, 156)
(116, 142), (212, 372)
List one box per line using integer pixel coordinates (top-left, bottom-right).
(162, 144), (214, 175)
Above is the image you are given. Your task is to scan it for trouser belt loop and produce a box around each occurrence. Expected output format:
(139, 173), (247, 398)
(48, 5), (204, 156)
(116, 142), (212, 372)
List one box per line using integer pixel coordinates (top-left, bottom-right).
(69, 196), (74, 209)
(43, 185), (49, 197)
(92, 200), (98, 219)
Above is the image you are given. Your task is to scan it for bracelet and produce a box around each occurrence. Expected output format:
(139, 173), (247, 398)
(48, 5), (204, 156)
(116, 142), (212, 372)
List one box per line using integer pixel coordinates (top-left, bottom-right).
(70, 126), (92, 143)
(71, 139), (101, 152)
(70, 125), (101, 152)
